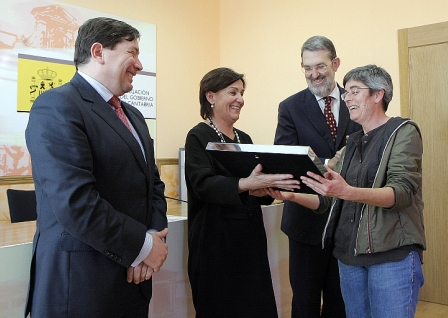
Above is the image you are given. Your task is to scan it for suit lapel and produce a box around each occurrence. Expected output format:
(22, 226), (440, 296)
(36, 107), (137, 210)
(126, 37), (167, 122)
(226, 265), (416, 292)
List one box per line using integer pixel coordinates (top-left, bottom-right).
(121, 103), (154, 178)
(301, 89), (335, 151)
(335, 85), (350, 148)
(71, 74), (150, 178)
(96, 100), (150, 178)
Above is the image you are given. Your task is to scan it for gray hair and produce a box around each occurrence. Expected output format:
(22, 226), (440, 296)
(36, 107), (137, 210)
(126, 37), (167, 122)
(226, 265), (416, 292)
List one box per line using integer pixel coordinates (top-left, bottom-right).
(343, 64), (393, 111)
(301, 35), (337, 61)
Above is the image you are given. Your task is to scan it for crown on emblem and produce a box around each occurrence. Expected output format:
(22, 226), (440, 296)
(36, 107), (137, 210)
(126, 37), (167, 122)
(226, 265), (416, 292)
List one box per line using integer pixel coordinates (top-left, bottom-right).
(37, 67), (57, 80)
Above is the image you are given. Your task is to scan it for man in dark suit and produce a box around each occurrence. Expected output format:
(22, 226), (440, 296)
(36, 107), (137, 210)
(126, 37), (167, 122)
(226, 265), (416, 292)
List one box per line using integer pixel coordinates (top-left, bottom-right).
(274, 36), (361, 317)
(25, 17), (168, 317)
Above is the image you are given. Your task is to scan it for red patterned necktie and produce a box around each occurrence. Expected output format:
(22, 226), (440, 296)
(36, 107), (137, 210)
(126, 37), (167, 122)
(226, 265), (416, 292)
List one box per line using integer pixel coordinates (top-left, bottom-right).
(324, 96), (337, 143)
(108, 96), (132, 132)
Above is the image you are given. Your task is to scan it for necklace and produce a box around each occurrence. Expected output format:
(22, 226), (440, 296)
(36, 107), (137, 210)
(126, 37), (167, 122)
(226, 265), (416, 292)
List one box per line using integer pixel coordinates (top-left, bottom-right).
(207, 117), (240, 143)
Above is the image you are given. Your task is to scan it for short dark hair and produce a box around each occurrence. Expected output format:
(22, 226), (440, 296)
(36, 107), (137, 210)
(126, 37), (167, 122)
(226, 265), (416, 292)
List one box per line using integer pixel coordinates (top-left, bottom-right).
(301, 35), (337, 61)
(343, 64), (393, 111)
(199, 67), (245, 120)
(74, 17), (140, 68)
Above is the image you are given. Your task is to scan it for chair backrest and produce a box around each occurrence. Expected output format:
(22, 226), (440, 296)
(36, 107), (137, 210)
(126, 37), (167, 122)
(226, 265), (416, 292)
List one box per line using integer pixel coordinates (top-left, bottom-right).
(6, 189), (37, 223)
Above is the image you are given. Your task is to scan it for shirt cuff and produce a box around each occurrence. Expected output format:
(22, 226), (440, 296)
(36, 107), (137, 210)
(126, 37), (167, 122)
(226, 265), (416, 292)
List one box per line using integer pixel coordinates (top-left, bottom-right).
(131, 230), (154, 267)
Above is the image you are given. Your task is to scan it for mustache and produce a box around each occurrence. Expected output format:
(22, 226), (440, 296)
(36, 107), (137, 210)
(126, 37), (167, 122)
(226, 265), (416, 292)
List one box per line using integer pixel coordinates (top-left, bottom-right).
(307, 76), (332, 97)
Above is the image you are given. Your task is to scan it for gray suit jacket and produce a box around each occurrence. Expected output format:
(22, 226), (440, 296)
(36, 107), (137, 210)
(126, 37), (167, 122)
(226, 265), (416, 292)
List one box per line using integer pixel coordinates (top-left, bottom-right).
(25, 72), (167, 317)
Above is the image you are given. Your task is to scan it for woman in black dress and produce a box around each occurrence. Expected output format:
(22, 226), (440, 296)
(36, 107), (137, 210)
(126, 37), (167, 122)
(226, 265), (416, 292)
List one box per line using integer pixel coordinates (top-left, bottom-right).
(185, 67), (299, 317)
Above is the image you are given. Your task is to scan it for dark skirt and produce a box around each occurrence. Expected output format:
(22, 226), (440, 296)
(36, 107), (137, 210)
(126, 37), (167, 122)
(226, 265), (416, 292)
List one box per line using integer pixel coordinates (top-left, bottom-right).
(188, 208), (278, 318)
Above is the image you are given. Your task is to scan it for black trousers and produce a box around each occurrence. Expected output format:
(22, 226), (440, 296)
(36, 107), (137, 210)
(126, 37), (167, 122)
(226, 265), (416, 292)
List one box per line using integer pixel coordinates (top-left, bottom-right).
(289, 238), (346, 318)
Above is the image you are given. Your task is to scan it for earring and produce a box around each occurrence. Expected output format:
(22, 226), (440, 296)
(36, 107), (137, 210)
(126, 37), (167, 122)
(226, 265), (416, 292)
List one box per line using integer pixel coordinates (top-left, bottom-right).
(211, 104), (214, 108)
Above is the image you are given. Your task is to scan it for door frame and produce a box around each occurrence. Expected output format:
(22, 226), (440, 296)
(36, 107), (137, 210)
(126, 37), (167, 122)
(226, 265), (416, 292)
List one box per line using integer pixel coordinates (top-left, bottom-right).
(398, 21), (448, 117)
(398, 20), (448, 305)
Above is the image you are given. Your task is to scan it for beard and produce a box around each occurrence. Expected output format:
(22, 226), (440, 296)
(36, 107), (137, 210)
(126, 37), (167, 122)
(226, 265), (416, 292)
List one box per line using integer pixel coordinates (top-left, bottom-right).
(306, 74), (334, 98)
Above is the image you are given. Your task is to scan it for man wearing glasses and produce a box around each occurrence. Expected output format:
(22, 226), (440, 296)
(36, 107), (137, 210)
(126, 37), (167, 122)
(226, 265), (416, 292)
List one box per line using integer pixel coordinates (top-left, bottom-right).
(274, 35), (361, 317)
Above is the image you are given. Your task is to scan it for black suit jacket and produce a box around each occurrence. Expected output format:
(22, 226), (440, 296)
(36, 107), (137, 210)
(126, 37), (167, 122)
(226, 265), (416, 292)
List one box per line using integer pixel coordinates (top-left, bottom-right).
(25, 73), (167, 317)
(274, 85), (361, 245)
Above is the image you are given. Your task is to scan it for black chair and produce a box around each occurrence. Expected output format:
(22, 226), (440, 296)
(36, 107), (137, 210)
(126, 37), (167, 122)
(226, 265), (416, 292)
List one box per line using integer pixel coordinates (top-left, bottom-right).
(6, 189), (37, 223)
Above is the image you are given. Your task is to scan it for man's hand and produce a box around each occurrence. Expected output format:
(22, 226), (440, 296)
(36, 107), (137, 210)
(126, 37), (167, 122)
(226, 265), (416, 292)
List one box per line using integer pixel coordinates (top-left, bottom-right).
(142, 228), (168, 272)
(127, 263), (154, 284)
(327, 146), (345, 170)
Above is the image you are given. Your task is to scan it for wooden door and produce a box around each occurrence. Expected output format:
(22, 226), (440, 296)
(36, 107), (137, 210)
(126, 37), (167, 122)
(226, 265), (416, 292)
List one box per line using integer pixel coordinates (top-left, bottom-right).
(398, 21), (448, 305)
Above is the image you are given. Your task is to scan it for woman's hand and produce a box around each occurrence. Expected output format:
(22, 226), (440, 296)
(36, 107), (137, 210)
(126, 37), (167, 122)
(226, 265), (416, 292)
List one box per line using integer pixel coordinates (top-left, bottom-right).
(302, 165), (395, 208)
(238, 164), (300, 193)
(301, 165), (350, 198)
(261, 187), (320, 210)
(260, 187), (297, 201)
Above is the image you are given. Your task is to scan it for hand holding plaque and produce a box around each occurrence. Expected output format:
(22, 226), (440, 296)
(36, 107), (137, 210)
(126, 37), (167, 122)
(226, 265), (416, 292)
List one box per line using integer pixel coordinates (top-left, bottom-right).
(206, 142), (325, 194)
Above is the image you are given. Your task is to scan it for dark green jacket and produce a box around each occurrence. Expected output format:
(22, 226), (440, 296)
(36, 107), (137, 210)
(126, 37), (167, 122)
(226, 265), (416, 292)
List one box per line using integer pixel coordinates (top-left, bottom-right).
(318, 118), (426, 255)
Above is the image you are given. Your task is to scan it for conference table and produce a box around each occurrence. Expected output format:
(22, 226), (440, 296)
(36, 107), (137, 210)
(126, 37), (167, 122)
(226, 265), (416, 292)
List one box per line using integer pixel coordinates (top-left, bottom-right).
(0, 201), (291, 317)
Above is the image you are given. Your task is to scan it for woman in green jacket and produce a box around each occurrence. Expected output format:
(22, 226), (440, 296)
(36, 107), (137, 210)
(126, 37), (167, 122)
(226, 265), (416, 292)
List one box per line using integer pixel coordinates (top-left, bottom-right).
(264, 65), (426, 318)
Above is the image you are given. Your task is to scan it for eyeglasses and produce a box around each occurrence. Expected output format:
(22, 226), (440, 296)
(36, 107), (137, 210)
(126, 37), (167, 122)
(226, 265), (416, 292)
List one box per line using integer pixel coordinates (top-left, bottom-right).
(341, 87), (370, 101)
(301, 58), (335, 75)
